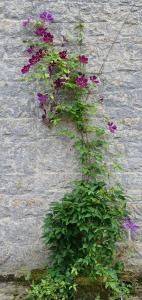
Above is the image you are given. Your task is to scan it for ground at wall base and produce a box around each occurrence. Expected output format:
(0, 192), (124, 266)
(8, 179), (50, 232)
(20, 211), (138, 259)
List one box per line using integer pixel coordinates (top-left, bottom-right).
(0, 282), (142, 300)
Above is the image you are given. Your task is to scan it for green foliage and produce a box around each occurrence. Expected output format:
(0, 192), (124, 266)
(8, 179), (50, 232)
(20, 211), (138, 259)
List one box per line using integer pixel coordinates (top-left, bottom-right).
(27, 182), (129, 299)
(44, 181), (127, 273)
(26, 270), (76, 300)
(42, 181), (129, 299)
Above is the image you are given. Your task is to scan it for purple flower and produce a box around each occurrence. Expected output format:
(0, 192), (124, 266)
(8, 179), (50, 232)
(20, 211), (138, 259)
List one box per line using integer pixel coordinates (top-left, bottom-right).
(35, 26), (47, 36)
(76, 75), (88, 88)
(59, 50), (67, 59)
(37, 93), (48, 106)
(27, 46), (34, 54)
(29, 50), (43, 66)
(123, 217), (139, 233)
(42, 32), (54, 43)
(21, 64), (30, 74)
(29, 55), (40, 65)
(54, 78), (66, 89)
(79, 55), (88, 64)
(90, 75), (100, 84)
(39, 11), (54, 23)
(22, 17), (31, 27)
(108, 122), (117, 133)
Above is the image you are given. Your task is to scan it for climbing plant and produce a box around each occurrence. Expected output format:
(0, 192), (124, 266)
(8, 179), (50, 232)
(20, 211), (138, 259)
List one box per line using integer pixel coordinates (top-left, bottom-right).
(21, 11), (138, 300)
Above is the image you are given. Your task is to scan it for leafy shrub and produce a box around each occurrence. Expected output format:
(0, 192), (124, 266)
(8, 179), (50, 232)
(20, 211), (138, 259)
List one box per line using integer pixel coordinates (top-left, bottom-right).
(44, 181), (127, 274)
(42, 180), (129, 299)
(26, 270), (76, 300)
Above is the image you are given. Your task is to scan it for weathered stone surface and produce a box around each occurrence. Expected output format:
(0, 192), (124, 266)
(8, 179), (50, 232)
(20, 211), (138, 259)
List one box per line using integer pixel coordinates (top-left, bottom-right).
(0, 283), (27, 300)
(0, 0), (142, 275)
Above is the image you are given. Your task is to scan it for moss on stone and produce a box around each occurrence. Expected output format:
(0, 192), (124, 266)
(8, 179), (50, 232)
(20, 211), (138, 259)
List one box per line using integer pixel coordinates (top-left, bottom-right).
(75, 276), (109, 300)
(0, 269), (46, 284)
(30, 269), (47, 282)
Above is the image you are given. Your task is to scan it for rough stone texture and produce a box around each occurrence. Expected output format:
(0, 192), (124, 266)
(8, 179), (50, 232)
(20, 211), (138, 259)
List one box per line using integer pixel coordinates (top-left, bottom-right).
(0, 282), (27, 300)
(0, 0), (142, 275)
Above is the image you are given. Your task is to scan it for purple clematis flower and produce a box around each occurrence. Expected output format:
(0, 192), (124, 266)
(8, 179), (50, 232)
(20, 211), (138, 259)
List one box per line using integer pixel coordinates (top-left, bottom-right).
(37, 93), (48, 106)
(28, 49), (44, 66)
(21, 64), (30, 74)
(90, 75), (100, 84)
(76, 75), (88, 88)
(22, 17), (31, 27)
(35, 26), (47, 36)
(42, 32), (54, 43)
(54, 78), (66, 89)
(27, 46), (34, 54)
(123, 217), (139, 233)
(108, 122), (117, 133)
(59, 50), (67, 59)
(79, 55), (88, 64)
(39, 11), (54, 23)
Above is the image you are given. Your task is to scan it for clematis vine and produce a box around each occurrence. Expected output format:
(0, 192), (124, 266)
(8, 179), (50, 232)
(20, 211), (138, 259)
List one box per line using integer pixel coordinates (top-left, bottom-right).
(90, 75), (100, 84)
(37, 93), (48, 106)
(59, 50), (68, 59)
(21, 64), (30, 74)
(79, 55), (88, 64)
(108, 122), (117, 133)
(29, 50), (44, 65)
(35, 26), (47, 36)
(22, 17), (31, 27)
(39, 11), (54, 23)
(27, 46), (34, 54)
(54, 78), (66, 89)
(123, 217), (139, 234)
(76, 75), (88, 88)
(123, 217), (139, 241)
(42, 32), (54, 43)
(21, 49), (45, 74)
(21, 11), (133, 300)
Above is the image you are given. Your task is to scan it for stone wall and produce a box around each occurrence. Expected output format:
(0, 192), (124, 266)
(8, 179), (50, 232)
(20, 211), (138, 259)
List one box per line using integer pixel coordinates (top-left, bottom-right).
(0, 0), (142, 275)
